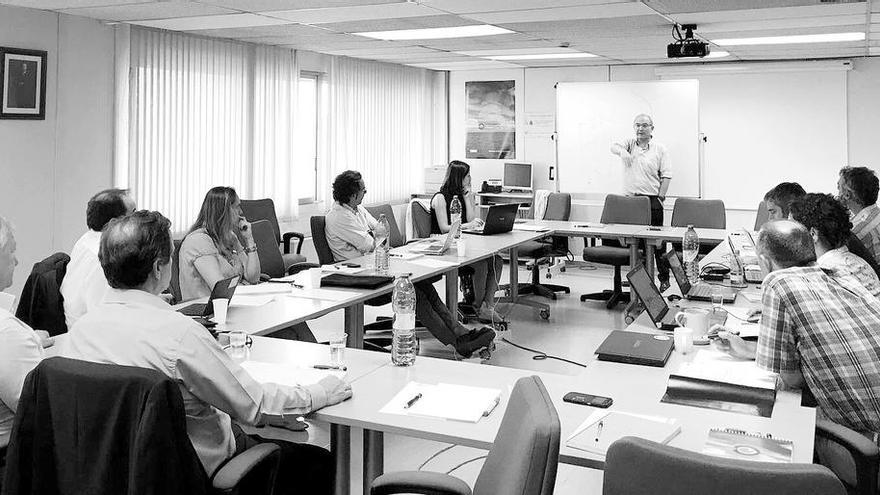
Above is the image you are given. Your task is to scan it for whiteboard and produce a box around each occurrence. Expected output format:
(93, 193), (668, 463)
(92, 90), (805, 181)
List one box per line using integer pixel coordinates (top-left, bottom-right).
(556, 80), (700, 198)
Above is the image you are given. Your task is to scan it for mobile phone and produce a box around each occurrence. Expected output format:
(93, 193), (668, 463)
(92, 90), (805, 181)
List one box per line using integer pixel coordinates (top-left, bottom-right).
(341, 262), (360, 268)
(563, 392), (613, 408)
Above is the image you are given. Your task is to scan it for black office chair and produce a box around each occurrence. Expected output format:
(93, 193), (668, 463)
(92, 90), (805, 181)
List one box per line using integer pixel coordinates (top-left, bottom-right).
(251, 219), (316, 280)
(15, 252), (70, 336)
(512, 192), (572, 300)
(240, 198), (307, 269)
(604, 436), (845, 495)
(581, 195), (651, 309)
(4, 357), (281, 495)
(814, 419), (880, 495)
(670, 198), (727, 255)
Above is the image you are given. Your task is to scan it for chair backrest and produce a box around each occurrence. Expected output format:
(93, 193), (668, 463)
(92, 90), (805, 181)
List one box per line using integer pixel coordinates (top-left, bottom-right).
(4, 357), (208, 495)
(543, 193), (572, 221)
(671, 198), (726, 229)
(170, 239), (183, 304)
(241, 198), (281, 245)
(473, 376), (560, 495)
(310, 216), (335, 265)
(600, 195), (651, 225)
(603, 436), (846, 495)
(365, 204), (404, 248)
(15, 252), (70, 336)
(251, 220), (284, 278)
(754, 200), (770, 231)
(410, 201), (432, 239)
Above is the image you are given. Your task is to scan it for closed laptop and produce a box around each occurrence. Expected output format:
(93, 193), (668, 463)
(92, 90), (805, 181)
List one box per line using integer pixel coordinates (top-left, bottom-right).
(595, 330), (674, 367)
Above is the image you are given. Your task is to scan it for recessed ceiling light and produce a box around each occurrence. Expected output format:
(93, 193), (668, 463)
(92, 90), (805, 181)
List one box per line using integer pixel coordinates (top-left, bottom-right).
(713, 32), (864, 46)
(353, 25), (513, 41)
(485, 53), (598, 60)
(704, 50), (730, 59)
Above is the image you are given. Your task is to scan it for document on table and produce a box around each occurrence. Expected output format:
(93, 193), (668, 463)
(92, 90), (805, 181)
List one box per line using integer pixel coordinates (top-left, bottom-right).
(675, 351), (777, 390)
(230, 295), (274, 307)
(287, 288), (354, 302)
(234, 284), (292, 296)
(566, 410), (680, 456)
(241, 361), (345, 387)
(408, 258), (458, 269)
(380, 381), (501, 423)
(322, 264), (366, 275)
(389, 247), (424, 260)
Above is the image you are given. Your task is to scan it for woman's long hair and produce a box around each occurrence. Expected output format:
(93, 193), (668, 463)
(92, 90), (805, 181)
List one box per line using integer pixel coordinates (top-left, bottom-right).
(439, 160), (470, 198)
(189, 186), (240, 256)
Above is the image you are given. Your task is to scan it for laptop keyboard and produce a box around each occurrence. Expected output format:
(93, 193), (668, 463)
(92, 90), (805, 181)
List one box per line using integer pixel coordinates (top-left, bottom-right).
(690, 284), (719, 298)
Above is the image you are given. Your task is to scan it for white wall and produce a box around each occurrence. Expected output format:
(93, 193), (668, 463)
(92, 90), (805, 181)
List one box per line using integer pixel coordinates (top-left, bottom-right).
(448, 58), (880, 240)
(0, 5), (115, 298)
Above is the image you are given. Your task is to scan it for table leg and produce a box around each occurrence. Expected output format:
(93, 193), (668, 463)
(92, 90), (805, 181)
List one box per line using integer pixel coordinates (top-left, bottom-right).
(445, 267), (459, 315)
(645, 242), (656, 278)
(331, 424), (351, 495)
(345, 302), (365, 349)
(363, 430), (384, 494)
(509, 246), (519, 299)
(628, 238), (639, 270)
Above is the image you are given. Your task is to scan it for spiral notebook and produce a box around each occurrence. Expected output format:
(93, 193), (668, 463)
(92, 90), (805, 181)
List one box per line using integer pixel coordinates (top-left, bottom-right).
(703, 428), (793, 463)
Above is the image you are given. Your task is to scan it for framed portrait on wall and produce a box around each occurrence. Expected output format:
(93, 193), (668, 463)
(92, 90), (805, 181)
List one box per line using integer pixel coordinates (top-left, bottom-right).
(0, 47), (47, 120)
(465, 80), (515, 159)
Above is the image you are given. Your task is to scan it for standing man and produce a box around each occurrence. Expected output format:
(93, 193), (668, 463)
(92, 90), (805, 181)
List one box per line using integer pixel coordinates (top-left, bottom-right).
(611, 114), (673, 291)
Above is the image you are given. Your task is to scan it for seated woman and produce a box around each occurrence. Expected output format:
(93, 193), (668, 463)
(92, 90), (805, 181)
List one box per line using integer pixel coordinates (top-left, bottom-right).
(179, 187), (313, 341)
(430, 160), (504, 322)
(0, 215), (51, 456)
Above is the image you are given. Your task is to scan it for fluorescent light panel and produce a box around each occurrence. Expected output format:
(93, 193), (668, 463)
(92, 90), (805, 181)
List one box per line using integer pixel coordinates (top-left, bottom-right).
(485, 52), (597, 60)
(353, 25), (513, 41)
(713, 32), (864, 46)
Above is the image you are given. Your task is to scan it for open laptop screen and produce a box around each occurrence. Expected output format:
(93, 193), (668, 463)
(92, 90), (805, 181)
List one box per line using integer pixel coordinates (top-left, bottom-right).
(626, 264), (669, 324)
(664, 251), (691, 293)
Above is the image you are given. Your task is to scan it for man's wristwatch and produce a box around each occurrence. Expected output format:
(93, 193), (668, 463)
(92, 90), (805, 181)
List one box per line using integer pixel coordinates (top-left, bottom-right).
(244, 245), (258, 254)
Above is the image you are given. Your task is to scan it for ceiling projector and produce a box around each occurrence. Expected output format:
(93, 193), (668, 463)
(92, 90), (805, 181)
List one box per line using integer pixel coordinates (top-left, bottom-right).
(667, 24), (709, 58)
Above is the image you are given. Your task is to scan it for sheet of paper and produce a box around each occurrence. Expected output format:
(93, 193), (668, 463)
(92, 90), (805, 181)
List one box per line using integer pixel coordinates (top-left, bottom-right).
(322, 264), (366, 275)
(566, 410), (680, 456)
(389, 247), (424, 260)
(740, 290), (762, 303)
(234, 284), (292, 295)
(287, 288), (355, 302)
(408, 258), (458, 269)
(241, 361), (345, 387)
(230, 295), (274, 307)
(380, 382), (501, 423)
(675, 351), (777, 389)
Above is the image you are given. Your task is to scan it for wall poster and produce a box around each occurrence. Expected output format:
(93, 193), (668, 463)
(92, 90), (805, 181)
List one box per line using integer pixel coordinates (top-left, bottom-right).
(465, 80), (515, 159)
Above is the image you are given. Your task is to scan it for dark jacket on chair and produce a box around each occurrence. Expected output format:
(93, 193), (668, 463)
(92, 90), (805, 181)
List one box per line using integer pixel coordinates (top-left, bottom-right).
(14, 253), (69, 336)
(1, 357), (208, 495)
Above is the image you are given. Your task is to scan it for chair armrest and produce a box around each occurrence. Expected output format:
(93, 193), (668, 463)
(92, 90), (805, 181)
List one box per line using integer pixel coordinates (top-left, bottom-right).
(212, 443), (281, 492)
(371, 471), (472, 495)
(282, 232), (305, 254)
(286, 262), (320, 276)
(815, 419), (879, 494)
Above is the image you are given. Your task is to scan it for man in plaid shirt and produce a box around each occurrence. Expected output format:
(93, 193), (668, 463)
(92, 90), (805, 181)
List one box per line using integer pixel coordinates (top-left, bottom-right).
(717, 220), (880, 436)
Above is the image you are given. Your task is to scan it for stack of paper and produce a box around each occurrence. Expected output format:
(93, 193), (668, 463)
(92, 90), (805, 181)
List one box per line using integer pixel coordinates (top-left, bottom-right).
(566, 410), (680, 456)
(677, 352), (777, 390)
(380, 382), (501, 423)
(241, 361), (345, 387)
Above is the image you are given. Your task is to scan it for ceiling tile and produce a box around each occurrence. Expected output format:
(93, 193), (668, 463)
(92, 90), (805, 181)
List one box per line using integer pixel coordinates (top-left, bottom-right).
(130, 12), (292, 30)
(694, 14), (867, 34)
(651, 0), (839, 15)
(321, 46), (438, 56)
(195, 0), (403, 12)
(456, 47), (587, 57)
(187, 22), (333, 38)
(59, 2), (237, 22)
(0, 0), (143, 8)
(407, 60), (522, 70)
(264, 2), (440, 24)
(671, 3), (869, 23)
(419, 0), (630, 15)
(461, 2), (654, 24)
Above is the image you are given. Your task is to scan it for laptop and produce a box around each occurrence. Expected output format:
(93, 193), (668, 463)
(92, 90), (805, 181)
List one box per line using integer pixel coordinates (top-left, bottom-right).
(728, 231), (765, 283)
(664, 251), (737, 303)
(409, 220), (460, 255)
(177, 275), (241, 317)
(595, 330), (674, 367)
(462, 203), (519, 236)
(626, 264), (681, 331)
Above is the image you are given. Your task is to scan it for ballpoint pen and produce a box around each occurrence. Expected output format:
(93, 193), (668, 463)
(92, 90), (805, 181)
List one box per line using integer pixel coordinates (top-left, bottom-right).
(404, 393), (423, 409)
(595, 420), (604, 442)
(312, 364), (347, 371)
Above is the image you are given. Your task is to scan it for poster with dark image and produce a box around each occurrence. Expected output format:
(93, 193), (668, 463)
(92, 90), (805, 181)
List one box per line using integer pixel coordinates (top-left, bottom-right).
(465, 80), (515, 159)
(1, 47), (47, 120)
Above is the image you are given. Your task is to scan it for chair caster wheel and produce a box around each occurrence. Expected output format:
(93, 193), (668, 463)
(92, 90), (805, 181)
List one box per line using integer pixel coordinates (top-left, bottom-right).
(540, 309), (550, 320)
(624, 315), (635, 325)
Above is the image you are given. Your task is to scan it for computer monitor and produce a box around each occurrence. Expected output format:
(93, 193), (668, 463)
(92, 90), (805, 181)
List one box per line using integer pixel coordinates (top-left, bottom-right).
(503, 162), (533, 191)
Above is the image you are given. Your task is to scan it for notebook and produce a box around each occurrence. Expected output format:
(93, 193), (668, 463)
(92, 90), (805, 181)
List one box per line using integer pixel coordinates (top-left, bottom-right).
(703, 428), (792, 463)
(380, 381), (502, 423)
(567, 410), (680, 456)
(595, 330), (674, 367)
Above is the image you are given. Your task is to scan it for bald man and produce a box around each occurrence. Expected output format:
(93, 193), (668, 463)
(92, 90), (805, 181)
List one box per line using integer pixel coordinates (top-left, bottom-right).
(611, 114), (673, 290)
(715, 220), (880, 441)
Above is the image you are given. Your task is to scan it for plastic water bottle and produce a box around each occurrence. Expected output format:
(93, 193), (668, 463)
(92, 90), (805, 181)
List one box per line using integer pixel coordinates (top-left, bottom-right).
(374, 214), (390, 275)
(729, 248), (745, 287)
(682, 225), (700, 284)
(449, 196), (462, 239)
(391, 274), (417, 366)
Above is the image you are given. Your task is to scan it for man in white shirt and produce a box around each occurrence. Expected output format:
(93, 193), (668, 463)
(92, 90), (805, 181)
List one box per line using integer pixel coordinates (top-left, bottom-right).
(60, 188), (136, 329)
(325, 170), (495, 358)
(611, 114), (673, 290)
(61, 210), (350, 495)
(0, 215), (50, 453)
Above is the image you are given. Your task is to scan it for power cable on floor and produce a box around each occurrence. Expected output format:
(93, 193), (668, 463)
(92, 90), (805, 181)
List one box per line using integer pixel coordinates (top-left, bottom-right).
(500, 337), (587, 368)
(446, 455), (488, 475)
(419, 444), (457, 470)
